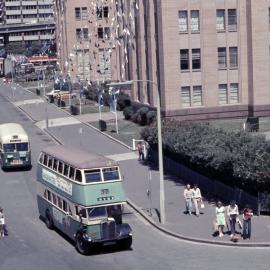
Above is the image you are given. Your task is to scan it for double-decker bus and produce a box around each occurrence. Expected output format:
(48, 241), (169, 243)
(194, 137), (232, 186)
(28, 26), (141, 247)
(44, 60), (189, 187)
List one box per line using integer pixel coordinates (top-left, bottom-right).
(0, 123), (31, 169)
(36, 145), (132, 254)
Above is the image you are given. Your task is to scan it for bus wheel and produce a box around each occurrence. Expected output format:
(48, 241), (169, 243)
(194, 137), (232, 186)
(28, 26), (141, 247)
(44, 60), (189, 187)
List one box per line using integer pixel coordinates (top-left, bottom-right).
(75, 233), (89, 255)
(119, 236), (132, 250)
(45, 211), (54, 230)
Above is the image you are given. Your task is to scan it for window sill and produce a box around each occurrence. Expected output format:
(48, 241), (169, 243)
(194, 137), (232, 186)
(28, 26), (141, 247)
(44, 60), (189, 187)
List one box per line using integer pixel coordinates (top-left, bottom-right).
(192, 69), (201, 72)
(217, 30), (226, 33)
(218, 67), (227, 71)
(179, 31), (188, 34)
(191, 31), (200, 34)
(229, 67), (238, 70)
(228, 29), (237, 32)
(180, 70), (190, 73)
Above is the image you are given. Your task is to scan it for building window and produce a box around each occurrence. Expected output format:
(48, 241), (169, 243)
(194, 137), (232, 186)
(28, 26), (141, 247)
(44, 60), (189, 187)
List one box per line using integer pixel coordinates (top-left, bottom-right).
(218, 47), (227, 69)
(190, 10), (199, 32)
(269, 8), (270, 29)
(81, 7), (87, 20)
(178, 10), (188, 32)
(98, 27), (104, 39)
(219, 84), (228, 105)
(230, 83), (239, 104)
(181, 86), (191, 107)
(180, 49), (189, 70)
(229, 47), (238, 68)
(97, 7), (102, 19)
(75, 7), (81, 20)
(104, 27), (110, 39)
(193, 86), (202, 106)
(216, 9), (225, 31)
(103, 6), (109, 18)
(192, 49), (201, 70)
(76, 28), (88, 41)
(228, 9), (237, 31)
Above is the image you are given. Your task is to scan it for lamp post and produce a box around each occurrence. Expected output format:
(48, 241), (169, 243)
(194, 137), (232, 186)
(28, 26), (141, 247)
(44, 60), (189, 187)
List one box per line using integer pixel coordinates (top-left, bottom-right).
(107, 80), (165, 224)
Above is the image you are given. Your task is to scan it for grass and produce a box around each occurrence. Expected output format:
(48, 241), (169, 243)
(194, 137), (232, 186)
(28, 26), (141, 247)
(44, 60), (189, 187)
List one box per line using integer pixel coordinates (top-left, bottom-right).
(89, 119), (144, 148)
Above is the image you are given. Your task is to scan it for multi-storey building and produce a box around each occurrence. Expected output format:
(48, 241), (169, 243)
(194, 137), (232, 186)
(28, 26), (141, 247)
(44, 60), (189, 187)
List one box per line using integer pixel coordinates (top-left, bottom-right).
(55, 0), (119, 82)
(0, 0), (55, 55)
(56, 0), (270, 120)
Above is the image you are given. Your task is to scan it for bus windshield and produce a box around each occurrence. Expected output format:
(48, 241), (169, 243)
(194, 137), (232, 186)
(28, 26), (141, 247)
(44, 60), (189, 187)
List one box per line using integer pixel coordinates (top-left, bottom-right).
(102, 167), (120, 181)
(87, 206), (107, 219)
(3, 143), (28, 152)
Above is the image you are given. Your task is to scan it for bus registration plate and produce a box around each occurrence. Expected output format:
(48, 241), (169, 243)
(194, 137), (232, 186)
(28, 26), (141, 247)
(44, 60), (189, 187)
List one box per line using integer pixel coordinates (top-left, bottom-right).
(12, 160), (22, 165)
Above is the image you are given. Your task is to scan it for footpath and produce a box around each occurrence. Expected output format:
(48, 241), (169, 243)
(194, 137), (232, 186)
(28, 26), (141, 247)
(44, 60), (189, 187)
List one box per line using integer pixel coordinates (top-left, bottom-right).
(2, 81), (270, 247)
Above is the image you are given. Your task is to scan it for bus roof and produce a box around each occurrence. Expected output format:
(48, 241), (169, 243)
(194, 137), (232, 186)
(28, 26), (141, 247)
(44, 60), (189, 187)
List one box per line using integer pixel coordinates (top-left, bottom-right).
(42, 145), (118, 169)
(0, 123), (28, 142)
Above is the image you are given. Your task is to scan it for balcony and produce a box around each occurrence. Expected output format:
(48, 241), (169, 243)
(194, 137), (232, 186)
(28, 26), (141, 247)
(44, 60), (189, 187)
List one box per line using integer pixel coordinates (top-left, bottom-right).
(38, 9), (53, 14)
(38, 0), (53, 4)
(40, 34), (54, 40)
(5, 1), (21, 7)
(22, 1), (37, 6)
(6, 10), (21, 16)
(38, 17), (54, 23)
(9, 35), (23, 42)
(6, 18), (22, 24)
(24, 35), (39, 41)
(22, 9), (38, 15)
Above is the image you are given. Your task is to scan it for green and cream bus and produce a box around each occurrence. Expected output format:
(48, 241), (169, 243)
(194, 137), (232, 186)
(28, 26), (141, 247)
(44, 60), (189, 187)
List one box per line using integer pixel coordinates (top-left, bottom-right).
(0, 123), (31, 169)
(36, 145), (132, 254)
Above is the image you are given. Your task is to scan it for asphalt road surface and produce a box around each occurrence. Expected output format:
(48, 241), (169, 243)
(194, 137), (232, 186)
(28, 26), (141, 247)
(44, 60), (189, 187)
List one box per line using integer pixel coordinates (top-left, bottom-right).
(0, 83), (269, 270)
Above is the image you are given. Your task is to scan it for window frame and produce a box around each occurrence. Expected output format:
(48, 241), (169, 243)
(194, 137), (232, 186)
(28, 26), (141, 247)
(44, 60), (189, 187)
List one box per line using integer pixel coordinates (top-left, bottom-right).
(180, 49), (189, 71)
(178, 10), (188, 33)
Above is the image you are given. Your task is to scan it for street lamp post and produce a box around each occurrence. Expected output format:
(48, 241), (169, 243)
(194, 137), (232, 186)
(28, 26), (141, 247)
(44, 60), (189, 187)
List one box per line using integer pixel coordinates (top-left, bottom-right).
(107, 80), (165, 224)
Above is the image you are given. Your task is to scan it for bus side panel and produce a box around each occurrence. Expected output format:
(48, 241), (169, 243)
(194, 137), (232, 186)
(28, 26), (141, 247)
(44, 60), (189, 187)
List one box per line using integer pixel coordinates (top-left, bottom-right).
(37, 194), (51, 220)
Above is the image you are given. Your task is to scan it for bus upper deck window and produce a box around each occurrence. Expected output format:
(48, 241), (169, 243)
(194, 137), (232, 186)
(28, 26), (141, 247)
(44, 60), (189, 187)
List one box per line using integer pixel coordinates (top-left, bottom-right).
(58, 162), (63, 174)
(75, 169), (82, 182)
(48, 156), (53, 168)
(53, 159), (58, 171)
(39, 153), (44, 163)
(103, 167), (120, 181)
(84, 169), (102, 183)
(63, 164), (69, 177)
(69, 167), (75, 180)
(43, 154), (48, 166)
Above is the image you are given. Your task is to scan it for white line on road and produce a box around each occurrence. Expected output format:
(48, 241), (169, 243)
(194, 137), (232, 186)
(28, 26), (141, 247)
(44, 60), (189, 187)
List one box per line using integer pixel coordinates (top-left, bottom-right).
(13, 99), (44, 106)
(106, 152), (138, 161)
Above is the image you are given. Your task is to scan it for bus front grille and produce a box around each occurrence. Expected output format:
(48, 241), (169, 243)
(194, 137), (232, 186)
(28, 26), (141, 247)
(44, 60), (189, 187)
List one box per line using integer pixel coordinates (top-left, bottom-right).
(101, 220), (116, 240)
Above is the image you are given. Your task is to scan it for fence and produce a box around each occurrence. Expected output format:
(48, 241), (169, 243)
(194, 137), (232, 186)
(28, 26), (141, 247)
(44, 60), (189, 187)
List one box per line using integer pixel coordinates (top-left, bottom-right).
(149, 149), (259, 213)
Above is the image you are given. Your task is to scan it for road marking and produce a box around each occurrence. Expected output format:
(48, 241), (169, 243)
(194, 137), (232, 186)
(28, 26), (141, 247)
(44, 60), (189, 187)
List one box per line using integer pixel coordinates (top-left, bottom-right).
(106, 152), (138, 161)
(13, 99), (44, 106)
(36, 117), (81, 129)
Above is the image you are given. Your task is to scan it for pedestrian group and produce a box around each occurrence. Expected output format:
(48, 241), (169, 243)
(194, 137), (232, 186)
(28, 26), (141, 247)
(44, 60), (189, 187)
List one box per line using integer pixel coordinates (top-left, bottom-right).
(0, 207), (6, 238)
(183, 184), (253, 242)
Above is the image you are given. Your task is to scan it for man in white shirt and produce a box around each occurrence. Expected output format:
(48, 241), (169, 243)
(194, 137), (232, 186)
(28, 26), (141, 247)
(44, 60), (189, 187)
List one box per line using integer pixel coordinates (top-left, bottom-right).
(192, 184), (202, 217)
(227, 200), (239, 238)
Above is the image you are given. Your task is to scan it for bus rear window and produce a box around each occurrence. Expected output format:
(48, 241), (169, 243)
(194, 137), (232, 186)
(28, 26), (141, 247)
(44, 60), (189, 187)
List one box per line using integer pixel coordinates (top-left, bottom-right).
(16, 143), (28, 151)
(102, 167), (120, 181)
(85, 169), (102, 183)
(3, 143), (16, 152)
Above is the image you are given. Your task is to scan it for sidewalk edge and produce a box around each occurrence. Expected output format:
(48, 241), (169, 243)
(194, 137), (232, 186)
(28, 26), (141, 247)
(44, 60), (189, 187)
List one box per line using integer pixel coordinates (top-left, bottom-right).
(127, 200), (270, 248)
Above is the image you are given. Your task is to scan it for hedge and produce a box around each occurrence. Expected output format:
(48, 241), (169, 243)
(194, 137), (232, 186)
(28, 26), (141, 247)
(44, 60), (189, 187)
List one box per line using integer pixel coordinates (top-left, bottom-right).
(141, 119), (270, 194)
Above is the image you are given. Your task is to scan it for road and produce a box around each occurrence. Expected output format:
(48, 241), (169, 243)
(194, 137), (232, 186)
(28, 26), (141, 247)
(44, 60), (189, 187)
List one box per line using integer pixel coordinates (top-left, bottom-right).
(0, 82), (269, 270)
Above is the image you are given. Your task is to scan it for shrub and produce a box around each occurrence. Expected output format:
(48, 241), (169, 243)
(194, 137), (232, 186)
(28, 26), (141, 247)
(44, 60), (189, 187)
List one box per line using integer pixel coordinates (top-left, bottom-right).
(133, 107), (149, 126)
(123, 106), (134, 120)
(141, 120), (270, 194)
(146, 110), (157, 125)
(117, 93), (131, 111)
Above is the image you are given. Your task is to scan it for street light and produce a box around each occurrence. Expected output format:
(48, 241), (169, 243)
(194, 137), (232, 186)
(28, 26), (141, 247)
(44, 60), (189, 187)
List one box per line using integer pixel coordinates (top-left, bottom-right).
(107, 80), (165, 224)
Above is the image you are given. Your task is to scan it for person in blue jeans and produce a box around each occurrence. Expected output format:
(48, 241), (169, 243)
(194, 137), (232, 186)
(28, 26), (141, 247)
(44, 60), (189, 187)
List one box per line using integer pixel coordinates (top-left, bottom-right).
(242, 205), (253, 239)
(227, 200), (239, 239)
(183, 184), (193, 215)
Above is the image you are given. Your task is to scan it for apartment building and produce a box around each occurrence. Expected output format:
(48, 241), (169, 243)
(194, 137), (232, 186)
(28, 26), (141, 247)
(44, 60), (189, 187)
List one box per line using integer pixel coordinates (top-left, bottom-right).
(55, 0), (119, 82)
(56, 0), (270, 120)
(0, 0), (55, 55)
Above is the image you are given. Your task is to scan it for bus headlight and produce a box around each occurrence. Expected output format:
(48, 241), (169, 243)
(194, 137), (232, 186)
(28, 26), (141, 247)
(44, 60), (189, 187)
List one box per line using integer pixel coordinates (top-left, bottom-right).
(83, 233), (92, 242)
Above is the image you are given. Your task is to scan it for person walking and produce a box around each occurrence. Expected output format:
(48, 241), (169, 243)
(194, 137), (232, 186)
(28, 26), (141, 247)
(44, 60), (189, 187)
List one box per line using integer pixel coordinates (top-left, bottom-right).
(215, 201), (226, 237)
(0, 207), (5, 238)
(242, 205), (253, 240)
(184, 184), (193, 215)
(137, 142), (145, 161)
(227, 200), (239, 240)
(192, 184), (202, 217)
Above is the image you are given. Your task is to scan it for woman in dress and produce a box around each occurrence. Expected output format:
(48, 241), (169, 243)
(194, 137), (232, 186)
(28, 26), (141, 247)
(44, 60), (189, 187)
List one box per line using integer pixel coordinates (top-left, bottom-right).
(215, 201), (226, 237)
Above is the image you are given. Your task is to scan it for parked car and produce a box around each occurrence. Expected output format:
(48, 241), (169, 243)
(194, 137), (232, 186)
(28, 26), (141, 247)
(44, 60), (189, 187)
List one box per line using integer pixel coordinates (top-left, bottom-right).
(46, 89), (77, 101)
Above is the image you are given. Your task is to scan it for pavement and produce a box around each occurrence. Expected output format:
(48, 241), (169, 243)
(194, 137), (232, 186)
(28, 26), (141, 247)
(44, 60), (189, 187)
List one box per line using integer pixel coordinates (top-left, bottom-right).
(4, 81), (270, 247)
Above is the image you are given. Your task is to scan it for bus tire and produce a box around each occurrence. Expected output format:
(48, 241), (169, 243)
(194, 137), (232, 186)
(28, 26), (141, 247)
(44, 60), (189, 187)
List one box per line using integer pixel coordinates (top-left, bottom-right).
(75, 233), (89, 255)
(119, 236), (132, 250)
(45, 210), (54, 230)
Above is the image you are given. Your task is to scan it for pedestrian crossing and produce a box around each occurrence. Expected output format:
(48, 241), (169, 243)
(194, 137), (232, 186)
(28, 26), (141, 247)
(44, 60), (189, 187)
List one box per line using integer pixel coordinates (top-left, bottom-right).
(35, 117), (81, 129)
